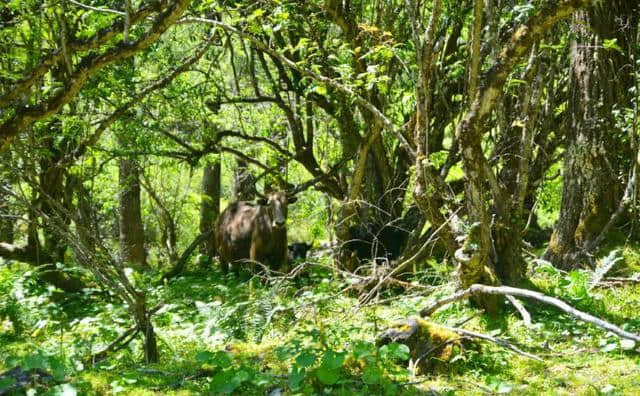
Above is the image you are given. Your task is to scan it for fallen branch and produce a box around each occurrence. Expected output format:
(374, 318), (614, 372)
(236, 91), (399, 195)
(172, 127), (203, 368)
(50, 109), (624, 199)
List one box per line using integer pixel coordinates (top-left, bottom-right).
(593, 277), (640, 288)
(421, 284), (640, 343)
(506, 295), (532, 328)
(438, 324), (543, 362)
(359, 207), (461, 305)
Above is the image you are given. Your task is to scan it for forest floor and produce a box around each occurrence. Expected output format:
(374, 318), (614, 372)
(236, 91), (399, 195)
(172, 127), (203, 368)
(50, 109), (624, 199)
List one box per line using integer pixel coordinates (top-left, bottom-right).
(1, 246), (640, 395)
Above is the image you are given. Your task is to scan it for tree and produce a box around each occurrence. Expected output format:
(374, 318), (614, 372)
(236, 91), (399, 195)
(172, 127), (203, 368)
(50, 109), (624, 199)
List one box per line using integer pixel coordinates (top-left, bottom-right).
(545, 1), (640, 269)
(200, 157), (221, 264)
(0, 0), (193, 148)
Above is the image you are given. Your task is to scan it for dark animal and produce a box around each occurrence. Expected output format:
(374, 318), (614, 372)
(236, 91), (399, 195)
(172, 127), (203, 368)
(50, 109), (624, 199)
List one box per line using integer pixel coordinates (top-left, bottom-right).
(342, 205), (423, 265)
(344, 223), (407, 262)
(288, 242), (313, 261)
(215, 191), (297, 273)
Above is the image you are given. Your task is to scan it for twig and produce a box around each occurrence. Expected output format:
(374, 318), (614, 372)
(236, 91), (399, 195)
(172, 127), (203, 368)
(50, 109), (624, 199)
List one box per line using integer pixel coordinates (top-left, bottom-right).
(438, 324), (543, 361)
(89, 326), (140, 364)
(160, 230), (214, 282)
(178, 17), (416, 159)
(87, 303), (165, 364)
(453, 312), (483, 327)
(420, 284), (640, 343)
(68, 0), (125, 15)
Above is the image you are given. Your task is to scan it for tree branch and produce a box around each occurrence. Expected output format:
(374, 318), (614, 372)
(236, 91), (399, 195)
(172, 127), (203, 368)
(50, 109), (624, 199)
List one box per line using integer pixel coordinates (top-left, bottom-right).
(0, 1), (163, 108)
(0, 0), (193, 149)
(64, 30), (218, 163)
(179, 17), (416, 160)
(68, 0), (126, 15)
(421, 284), (640, 343)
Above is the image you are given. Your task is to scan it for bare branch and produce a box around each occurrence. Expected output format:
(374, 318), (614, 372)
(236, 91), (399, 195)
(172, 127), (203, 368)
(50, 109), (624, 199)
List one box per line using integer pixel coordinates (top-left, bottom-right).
(0, 2), (163, 108)
(421, 284), (640, 343)
(68, 0), (126, 15)
(64, 30), (218, 163)
(439, 323), (542, 361)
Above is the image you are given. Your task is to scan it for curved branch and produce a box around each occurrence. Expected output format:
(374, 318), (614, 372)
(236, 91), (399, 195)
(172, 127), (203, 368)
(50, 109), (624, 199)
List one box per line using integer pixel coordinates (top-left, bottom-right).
(0, 1), (163, 108)
(0, 0), (193, 149)
(179, 17), (416, 160)
(214, 130), (293, 158)
(456, 0), (587, 205)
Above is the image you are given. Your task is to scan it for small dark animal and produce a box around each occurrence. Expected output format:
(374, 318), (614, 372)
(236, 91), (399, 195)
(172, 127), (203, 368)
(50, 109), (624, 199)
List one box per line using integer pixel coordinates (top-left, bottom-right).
(215, 191), (297, 273)
(288, 242), (313, 261)
(342, 206), (422, 265)
(343, 223), (408, 263)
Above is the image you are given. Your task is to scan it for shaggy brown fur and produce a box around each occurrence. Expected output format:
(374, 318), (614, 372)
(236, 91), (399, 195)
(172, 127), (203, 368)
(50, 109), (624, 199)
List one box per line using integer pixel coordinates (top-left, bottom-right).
(215, 191), (296, 273)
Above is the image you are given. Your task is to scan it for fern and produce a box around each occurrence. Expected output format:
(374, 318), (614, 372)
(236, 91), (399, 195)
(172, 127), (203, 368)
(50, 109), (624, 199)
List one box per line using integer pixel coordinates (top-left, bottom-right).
(589, 249), (623, 291)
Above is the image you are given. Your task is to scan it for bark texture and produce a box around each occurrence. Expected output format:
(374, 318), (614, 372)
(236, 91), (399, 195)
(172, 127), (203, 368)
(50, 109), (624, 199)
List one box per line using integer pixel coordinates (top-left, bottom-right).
(200, 159), (221, 263)
(119, 158), (148, 270)
(452, 0), (587, 311)
(546, 1), (639, 269)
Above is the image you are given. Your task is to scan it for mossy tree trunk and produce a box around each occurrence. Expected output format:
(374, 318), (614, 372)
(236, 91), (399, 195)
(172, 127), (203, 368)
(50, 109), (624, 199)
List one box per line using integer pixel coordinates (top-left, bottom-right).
(200, 157), (221, 264)
(452, 0), (587, 312)
(545, 2), (639, 269)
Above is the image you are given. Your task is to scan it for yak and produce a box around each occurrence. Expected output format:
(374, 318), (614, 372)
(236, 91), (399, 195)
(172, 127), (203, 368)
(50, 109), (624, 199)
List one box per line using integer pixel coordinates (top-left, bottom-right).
(215, 191), (297, 274)
(288, 242), (313, 261)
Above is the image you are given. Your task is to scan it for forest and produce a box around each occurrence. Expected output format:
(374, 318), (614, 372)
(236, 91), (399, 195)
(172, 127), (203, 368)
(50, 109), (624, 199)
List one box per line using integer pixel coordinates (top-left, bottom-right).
(1, 0), (640, 394)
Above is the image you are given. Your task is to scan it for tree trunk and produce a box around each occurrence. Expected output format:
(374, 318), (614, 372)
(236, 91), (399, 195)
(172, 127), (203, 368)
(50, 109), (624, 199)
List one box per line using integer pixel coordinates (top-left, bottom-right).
(0, 182), (14, 244)
(131, 293), (158, 364)
(119, 157), (148, 270)
(451, 0), (586, 312)
(25, 132), (86, 292)
(545, 2), (639, 269)
(200, 158), (221, 265)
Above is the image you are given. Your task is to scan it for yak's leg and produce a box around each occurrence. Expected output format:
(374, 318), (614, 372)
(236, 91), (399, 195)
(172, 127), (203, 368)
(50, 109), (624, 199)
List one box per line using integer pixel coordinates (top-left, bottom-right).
(277, 249), (289, 274)
(249, 243), (259, 274)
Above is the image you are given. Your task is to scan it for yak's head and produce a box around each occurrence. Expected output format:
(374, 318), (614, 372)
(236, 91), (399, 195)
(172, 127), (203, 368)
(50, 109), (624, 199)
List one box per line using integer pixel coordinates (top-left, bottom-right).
(258, 191), (297, 229)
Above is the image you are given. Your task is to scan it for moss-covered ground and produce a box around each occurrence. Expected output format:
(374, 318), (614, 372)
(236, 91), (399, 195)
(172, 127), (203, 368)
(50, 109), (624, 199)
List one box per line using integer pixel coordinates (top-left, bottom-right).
(1, 246), (640, 395)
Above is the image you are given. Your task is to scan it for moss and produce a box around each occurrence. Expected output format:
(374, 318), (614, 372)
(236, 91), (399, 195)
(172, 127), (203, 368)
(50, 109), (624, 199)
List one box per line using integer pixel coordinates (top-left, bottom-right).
(379, 317), (466, 374)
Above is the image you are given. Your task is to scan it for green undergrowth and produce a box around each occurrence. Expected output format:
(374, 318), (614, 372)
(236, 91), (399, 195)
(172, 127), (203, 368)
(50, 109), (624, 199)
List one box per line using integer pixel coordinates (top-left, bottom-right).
(2, 247), (640, 395)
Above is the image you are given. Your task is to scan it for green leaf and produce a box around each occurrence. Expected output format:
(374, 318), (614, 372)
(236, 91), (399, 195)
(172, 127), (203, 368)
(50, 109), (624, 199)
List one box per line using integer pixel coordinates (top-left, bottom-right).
(0, 377), (16, 392)
(379, 343), (410, 361)
(321, 350), (345, 370)
(316, 366), (340, 385)
(195, 351), (215, 363)
(485, 376), (513, 394)
(48, 384), (77, 396)
(603, 38), (623, 54)
(50, 358), (67, 382)
(213, 351), (233, 368)
(23, 353), (49, 370)
(362, 364), (381, 385)
(296, 351), (316, 368)
(288, 365), (306, 390)
(314, 85), (328, 97)
(352, 341), (375, 359)
(210, 369), (249, 394)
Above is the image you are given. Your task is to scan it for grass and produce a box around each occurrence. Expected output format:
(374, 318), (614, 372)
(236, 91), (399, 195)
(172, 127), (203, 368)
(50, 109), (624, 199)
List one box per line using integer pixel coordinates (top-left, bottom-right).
(1, 248), (640, 395)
